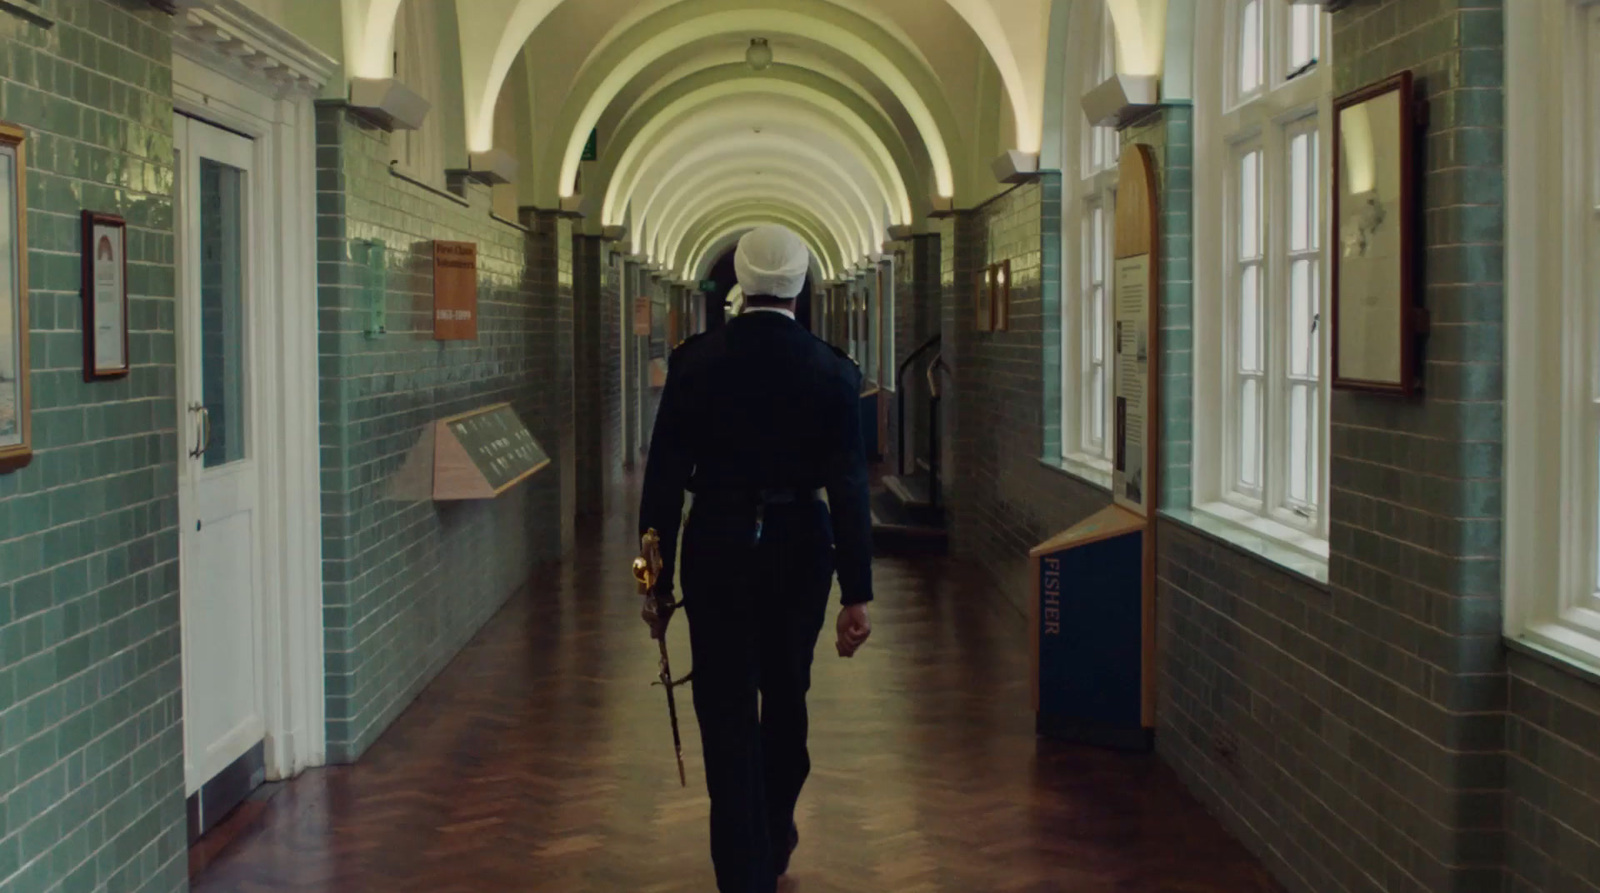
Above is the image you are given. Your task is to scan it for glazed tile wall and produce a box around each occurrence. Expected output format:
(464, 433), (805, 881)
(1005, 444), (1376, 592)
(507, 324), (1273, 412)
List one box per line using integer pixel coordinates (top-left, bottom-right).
(942, 178), (1107, 618)
(315, 105), (569, 763)
(0, 2), (186, 891)
(1154, 3), (1509, 891)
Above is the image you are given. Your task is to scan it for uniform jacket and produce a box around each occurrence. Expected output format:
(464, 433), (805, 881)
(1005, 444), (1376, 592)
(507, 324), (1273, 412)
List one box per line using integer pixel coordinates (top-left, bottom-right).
(637, 310), (873, 606)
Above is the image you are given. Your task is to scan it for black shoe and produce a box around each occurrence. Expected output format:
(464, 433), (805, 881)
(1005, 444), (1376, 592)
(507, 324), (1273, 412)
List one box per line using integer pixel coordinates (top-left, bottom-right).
(774, 824), (799, 877)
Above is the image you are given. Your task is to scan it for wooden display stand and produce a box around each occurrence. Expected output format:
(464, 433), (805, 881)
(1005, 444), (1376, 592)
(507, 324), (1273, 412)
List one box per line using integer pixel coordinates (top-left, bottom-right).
(1030, 144), (1160, 751)
(390, 403), (550, 501)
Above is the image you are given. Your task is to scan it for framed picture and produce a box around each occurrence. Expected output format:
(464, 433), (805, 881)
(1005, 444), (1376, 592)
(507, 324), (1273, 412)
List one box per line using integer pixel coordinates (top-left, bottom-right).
(991, 260), (1013, 332)
(82, 212), (129, 380)
(1331, 70), (1427, 395)
(0, 122), (30, 473)
(974, 269), (992, 332)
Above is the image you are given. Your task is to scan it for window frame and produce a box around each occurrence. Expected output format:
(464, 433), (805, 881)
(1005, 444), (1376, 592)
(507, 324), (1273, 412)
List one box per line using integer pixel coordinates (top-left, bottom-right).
(1059, 0), (1121, 482)
(1505, 0), (1600, 671)
(1193, 0), (1334, 564)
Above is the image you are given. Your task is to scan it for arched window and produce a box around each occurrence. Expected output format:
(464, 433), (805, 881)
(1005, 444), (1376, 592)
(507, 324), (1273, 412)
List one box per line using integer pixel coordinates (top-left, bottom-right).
(1059, 1), (1121, 480)
(1506, 0), (1600, 668)
(1193, 0), (1332, 565)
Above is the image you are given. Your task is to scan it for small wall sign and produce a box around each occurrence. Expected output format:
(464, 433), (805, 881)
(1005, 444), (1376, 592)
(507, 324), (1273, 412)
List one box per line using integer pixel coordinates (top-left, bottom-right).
(433, 240), (477, 340)
(82, 212), (129, 380)
(633, 295), (652, 335)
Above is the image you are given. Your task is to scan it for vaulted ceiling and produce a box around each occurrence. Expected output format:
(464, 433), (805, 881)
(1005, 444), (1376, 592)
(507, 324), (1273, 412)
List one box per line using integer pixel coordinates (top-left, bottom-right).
(248, 0), (1172, 282)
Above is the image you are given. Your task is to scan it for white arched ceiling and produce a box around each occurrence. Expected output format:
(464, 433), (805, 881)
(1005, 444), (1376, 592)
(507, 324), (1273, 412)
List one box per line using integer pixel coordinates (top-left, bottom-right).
(685, 217), (836, 283)
(456, 0), (564, 151)
(601, 86), (912, 226)
(343, 0), (405, 78)
(670, 201), (849, 276)
(655, 183), (865, 270)
(549, 4), (959, 200)
(940, 0), (1047, 153)
(595, 62), (926, 222)
(631, 139), (887, 255)
(1106, 0), (1168, 76)
(644, 167), (874, 263)
(614, 114), (900, 241)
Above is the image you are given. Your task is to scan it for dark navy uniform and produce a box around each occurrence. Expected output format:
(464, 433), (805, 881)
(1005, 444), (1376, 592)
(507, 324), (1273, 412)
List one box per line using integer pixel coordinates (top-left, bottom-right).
(637, 309), (873, 893)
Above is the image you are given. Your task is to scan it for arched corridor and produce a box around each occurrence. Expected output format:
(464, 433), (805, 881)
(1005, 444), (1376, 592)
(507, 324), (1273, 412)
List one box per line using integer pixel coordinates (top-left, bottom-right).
(0, 2), (1594, 893)
(187, 484), (1280, 892)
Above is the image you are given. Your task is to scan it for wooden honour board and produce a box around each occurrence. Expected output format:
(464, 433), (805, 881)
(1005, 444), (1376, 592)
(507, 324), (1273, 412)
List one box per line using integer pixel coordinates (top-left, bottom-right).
(433, 241), (478, 340)
(389, 403), (551, 501)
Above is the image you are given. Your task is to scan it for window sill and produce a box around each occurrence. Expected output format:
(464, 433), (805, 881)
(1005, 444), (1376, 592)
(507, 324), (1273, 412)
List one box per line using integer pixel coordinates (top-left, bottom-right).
(1038, 455), (1113, 493)
(1160, 504), (1330, 587)
(1508, 627), (1600, 687)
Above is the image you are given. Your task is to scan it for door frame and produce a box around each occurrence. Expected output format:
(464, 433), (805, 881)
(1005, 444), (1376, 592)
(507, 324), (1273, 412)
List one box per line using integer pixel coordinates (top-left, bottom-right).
(172, 3), (334, 782)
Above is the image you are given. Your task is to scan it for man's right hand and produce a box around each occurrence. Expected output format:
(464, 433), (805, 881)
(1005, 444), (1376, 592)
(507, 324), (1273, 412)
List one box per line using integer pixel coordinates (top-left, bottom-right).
(835, 604), (871, 658)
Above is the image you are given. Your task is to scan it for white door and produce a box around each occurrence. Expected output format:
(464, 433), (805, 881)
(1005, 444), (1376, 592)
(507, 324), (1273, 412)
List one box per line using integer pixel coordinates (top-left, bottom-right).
(174, 115), (266, 796)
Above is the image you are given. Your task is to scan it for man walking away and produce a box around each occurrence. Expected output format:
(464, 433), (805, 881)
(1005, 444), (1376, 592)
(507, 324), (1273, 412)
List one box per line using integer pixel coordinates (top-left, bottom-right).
(637, 225), (874, 893)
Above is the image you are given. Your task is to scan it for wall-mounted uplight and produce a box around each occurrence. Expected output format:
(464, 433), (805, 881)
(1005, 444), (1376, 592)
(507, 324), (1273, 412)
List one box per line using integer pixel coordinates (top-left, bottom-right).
(746, 38), (773, 72)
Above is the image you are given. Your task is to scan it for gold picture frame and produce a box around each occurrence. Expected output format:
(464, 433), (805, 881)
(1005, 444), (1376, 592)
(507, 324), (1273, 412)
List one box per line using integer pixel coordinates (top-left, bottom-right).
(0, 122), (31, 473)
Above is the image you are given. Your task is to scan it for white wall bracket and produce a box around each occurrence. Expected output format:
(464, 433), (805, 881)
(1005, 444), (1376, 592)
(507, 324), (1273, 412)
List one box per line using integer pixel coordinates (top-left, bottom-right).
(349, 78), (430, 131)
(1082, 74), (1160, 129)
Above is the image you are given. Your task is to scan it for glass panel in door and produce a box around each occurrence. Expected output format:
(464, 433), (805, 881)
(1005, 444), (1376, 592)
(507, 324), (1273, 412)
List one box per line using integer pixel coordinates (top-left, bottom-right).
(200, 159), (247, 468)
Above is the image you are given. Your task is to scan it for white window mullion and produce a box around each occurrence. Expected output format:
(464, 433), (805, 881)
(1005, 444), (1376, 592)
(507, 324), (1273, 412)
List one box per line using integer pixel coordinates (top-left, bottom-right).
(1231, 144), (1266, 504)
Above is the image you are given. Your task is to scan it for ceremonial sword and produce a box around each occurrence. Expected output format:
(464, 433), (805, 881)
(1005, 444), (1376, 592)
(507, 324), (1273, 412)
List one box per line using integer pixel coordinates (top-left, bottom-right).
(634, 529), (692, 787)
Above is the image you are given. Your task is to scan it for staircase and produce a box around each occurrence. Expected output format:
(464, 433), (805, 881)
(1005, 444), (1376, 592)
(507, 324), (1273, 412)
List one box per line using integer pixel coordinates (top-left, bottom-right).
(872, 336), (948, 555)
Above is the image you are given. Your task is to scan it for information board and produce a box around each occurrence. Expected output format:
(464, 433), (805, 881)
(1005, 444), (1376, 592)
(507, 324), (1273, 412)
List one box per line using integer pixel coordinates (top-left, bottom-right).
(1112, 145), (1159, 518)
(1113, 253), (1151, 514)
(444, 404), (549, 493)
(433, 241), (478, 340)
(431, 403), (549, 500)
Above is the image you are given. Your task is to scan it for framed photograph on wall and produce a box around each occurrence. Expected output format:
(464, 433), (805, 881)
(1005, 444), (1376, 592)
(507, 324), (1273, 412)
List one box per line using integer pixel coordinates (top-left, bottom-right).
(991, 260), (1013, 332)
(82, 211), (129, 380)
(0, 122), (30, 473)
(1331, 70), (1427, 395)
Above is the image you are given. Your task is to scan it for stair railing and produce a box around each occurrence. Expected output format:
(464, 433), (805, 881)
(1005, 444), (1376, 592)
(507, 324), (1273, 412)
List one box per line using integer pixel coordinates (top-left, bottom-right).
(926, 353), (950, 511)
(895, 334), (942, 476)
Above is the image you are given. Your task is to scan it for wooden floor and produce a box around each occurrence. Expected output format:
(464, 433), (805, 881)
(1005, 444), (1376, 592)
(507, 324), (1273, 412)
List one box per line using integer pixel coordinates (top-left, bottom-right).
(191, 491), (1284, 893)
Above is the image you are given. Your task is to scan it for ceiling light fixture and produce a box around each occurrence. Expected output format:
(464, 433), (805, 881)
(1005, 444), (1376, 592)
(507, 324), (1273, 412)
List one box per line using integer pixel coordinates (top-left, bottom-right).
(746, 37), (773, 72)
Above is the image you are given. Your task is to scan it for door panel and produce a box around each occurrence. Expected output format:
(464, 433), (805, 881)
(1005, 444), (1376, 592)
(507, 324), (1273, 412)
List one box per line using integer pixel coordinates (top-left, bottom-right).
(175, 114), (265, 798)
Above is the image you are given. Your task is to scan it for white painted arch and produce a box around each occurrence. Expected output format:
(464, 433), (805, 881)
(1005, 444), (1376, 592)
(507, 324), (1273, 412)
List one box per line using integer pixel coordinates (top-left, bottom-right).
(658, 188), (863, 273)
(630, 136), (889, 257)
(684, 216), (838, 283)
(645, 166), (875, 262)
(602, 86), (912, 226)
(672, 201), (850, 276)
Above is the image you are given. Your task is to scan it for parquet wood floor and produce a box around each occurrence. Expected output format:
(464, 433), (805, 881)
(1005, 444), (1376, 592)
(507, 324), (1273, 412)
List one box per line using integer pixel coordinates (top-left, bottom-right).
(191, 495), (1285, 893)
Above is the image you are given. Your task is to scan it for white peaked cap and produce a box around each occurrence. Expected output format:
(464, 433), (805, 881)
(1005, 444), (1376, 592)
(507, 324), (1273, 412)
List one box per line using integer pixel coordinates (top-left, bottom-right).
(734, 225), (810, 299)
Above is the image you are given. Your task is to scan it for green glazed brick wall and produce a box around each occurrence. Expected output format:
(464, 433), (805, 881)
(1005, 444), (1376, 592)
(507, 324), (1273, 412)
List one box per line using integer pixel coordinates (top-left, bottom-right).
(1506, 651), (1600, 893)
(942, 178), (1107, 618)
(0, 2), (186, 892)
(598, 244), (623, 491)
(315, 105), (570, 763)
(1155, 3), (1508, 892)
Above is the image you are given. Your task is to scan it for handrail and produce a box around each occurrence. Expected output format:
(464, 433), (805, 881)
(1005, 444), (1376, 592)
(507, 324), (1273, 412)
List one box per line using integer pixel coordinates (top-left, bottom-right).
(926, 352), (949, 398)
(896, 333), (942, 392)
(896, 334), (942, 476)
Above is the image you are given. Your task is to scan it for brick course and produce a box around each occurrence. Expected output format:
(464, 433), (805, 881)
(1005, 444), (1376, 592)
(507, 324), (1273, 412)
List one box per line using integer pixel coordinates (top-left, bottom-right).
(0, 3), (186, 891)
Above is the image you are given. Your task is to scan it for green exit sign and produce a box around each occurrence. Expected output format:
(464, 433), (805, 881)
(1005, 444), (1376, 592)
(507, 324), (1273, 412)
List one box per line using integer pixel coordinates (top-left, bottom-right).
(699, 279), (718, 293)
(581, 129), (598, 161)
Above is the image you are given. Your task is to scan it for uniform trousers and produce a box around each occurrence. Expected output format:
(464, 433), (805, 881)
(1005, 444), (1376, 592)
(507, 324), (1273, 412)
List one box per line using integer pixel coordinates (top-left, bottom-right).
(679, 499), (835, 893)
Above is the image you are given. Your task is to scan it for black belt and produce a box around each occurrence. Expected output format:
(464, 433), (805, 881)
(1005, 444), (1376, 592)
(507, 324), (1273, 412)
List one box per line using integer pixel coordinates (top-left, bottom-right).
(691, 487), (825, 545)
(691, 487), (824, 508)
